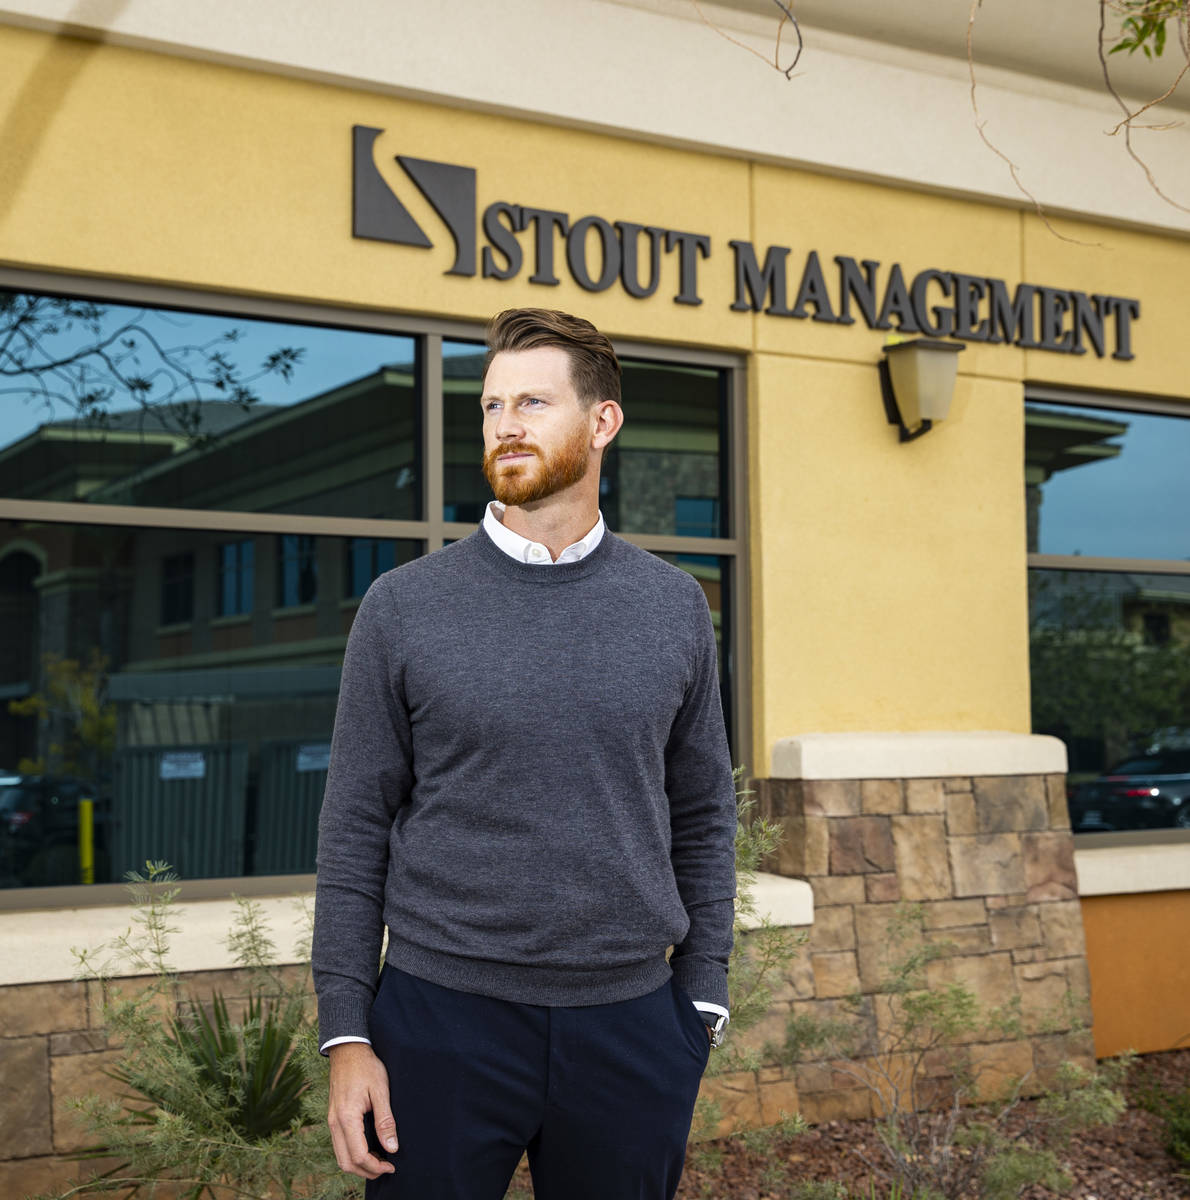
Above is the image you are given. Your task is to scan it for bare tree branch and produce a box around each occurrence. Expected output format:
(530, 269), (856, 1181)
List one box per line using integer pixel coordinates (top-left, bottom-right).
(967, 0), (1099, 245)
(688, 0), (803, 79)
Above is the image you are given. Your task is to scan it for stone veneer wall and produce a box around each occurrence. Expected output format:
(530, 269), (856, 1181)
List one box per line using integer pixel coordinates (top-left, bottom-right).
(0, 966), (308, 1200)
(0, 758), (1096, 1183)
(699, 769), (1097, 1132)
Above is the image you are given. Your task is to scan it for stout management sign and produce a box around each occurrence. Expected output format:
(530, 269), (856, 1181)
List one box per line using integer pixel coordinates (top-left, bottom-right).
(351, 126), (1141, 361)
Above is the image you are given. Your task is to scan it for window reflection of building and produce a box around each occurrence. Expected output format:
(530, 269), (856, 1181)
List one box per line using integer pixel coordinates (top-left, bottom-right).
(277, 535), (318, 607)
(0, 297), (743, 890)
(1026, 397), (1190, 831)
(161, 552), (195, 624)
(216, 540), (254, 617)
(1023, 405), (1125, 554)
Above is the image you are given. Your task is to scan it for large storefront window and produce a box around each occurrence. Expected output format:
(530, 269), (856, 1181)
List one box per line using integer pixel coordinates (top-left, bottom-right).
(1026, 396), (1190, 834)
(0, 285), (745, 895)
(0, 296), (421, 519)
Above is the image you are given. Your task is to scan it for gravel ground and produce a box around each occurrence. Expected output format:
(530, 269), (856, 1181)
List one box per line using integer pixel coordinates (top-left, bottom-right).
(671, 1050), (1190, 1200)
(502, 1049), (1187, 1198)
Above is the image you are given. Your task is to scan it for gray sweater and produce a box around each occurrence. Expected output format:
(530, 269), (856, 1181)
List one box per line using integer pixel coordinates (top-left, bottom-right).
(312, 525), (737, 1044)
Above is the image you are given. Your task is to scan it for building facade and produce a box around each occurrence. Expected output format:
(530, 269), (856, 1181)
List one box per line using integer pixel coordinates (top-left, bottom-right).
(0, 0), (1187, 1182)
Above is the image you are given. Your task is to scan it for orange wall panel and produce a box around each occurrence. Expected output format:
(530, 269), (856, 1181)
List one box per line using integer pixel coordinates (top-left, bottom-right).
(1081, 891), (1190, 1058)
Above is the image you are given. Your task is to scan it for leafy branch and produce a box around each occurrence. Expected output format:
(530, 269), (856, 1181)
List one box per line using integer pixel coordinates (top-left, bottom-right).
(1099, 0), (1190, 213)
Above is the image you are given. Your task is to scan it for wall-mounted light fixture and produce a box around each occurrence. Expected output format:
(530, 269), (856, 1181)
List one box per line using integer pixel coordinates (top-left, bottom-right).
(879, 338), (966, 442)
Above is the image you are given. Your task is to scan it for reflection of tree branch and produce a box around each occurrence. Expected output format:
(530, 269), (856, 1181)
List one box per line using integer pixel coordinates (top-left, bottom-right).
(688, 0), (803, 79)
(0, 293), (303, 445)
(1099, 0), (1190, 211)
(966, 0), (1097, 245)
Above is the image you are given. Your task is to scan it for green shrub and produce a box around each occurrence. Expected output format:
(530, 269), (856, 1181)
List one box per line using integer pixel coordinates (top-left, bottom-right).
(41, 862), (356, 1200)
(781, 903), (1127, 1200)
(1135, 1050), (1190, 1170)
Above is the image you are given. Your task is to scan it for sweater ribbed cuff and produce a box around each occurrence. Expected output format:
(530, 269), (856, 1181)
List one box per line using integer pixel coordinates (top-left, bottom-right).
(670, 956), (729, 1011)
(317, 992), (375, 1052)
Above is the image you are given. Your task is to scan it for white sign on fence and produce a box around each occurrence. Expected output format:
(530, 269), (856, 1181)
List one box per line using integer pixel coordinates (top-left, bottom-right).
(297, 743), (332, 773)
(160, 750), (207, 781)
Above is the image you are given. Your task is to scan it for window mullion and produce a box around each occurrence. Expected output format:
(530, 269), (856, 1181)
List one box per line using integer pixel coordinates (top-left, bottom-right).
(423, 334), (445, 551)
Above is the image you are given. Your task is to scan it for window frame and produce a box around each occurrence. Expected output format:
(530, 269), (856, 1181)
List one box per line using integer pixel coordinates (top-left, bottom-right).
(160, 551), (195, 626)
(1024, 382), (1190, 849)
(0, 266), (750, 907)
(216, 538), (255, 618)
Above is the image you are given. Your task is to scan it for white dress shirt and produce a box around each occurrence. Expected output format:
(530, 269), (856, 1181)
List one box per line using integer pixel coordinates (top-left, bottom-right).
(482, 501), (605, 563)
(321, 502), (728, 1049)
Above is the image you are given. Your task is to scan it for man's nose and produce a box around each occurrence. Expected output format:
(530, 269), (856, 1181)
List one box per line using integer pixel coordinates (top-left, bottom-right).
(494, 406), (525, 440)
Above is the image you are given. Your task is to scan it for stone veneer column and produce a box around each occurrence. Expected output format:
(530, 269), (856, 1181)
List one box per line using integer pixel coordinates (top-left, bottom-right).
(702, 732), (1095, 1131)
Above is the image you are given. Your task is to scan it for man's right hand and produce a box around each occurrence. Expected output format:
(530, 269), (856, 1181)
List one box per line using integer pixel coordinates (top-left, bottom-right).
(327, 1041), (398, 1179)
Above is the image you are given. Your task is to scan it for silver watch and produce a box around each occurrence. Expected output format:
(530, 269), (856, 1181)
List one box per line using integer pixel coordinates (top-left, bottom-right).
(700, 1011), (728, 1048)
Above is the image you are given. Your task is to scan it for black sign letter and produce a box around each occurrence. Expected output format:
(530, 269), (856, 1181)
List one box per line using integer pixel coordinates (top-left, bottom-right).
(910, 269), (955, 337)
(729, 242), (793, 315)
(875, 265), (922, 333)
(666, 230), (711, 306)
(517, 207), (571, 286)
(616, 223), (665, 299)
(791, 252), (840, 323)
(835, 257), (880, 327)
(567, 216), (621, 292)
(481, 202), (524, 281)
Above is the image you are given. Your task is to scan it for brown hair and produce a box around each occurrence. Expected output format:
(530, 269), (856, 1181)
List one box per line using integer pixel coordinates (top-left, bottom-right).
(483, 308), (621, 410)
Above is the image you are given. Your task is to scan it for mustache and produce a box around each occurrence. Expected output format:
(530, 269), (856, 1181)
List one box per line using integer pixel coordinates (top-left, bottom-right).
(482, 442), (540, 470)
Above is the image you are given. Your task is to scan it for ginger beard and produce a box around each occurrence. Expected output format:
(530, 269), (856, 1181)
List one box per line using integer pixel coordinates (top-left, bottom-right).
(482, 421), (592, 506)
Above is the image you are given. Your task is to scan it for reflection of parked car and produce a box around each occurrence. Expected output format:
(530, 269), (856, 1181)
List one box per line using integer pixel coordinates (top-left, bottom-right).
(0, 775), (110, 887)
(1069, 750), (1190, 832)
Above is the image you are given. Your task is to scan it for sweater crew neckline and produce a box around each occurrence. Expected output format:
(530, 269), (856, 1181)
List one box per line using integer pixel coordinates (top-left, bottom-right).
(472, 521), (616, 584)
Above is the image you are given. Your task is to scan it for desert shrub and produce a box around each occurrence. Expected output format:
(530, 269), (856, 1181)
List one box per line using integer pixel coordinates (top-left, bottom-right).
(688, 771), (809, 1144)
(1134, 1048), (1190, 1170)
(782, 904), (1127, 1200)
(39, 862), (355, 1200)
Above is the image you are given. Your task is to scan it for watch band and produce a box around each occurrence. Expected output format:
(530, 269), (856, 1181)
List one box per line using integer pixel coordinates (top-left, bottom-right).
(700, 1010), (728, 1048)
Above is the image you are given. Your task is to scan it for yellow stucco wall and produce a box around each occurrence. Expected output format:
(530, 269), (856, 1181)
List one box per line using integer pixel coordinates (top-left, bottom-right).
(0, 26), (1187, 776)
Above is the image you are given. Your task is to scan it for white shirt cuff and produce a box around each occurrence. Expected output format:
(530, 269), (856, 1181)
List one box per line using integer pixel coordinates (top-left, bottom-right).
(692, 1001), (730, 1024)
(321, 1034), (372, 1054)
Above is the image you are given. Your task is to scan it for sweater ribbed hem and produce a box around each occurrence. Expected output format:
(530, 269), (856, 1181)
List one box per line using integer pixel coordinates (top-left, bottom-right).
(385, 935), (672, 1007)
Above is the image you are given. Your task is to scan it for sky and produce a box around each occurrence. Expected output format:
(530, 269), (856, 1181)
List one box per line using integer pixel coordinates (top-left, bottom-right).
(0, 301), (432, 450)
(1033, 401), (1190, 561)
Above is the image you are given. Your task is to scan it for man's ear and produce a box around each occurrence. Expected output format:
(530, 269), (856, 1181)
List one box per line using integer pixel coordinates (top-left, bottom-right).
(591, 400), (624, 450)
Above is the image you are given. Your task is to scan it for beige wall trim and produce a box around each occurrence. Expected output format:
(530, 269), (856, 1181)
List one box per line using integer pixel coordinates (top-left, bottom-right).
(1075, 841), (1190, 897)
(770, 731), (1068, 780)
(0, 873), (811, 986)
(0, 498), (429, 539)
(1, 894), (314, 986)
(1027, 553), (1190, 576)
(1, 0), (1188, 234)
(1026, 384), (1190, 420)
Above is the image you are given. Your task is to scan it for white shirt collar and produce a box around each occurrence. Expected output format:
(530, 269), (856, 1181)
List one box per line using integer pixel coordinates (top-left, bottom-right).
(483, 502), (605, 565)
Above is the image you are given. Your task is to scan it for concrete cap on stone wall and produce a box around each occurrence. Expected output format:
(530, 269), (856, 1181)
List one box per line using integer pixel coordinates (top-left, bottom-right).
(744, 873), (814, 929)
(771, 732), (1068, 780)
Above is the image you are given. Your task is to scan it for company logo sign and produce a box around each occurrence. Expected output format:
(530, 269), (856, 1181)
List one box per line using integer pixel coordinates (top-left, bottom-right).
(353, 126), (1140, 360)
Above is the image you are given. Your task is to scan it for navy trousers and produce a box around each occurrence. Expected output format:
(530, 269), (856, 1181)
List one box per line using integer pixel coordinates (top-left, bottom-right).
(364, 964), (710, 1200)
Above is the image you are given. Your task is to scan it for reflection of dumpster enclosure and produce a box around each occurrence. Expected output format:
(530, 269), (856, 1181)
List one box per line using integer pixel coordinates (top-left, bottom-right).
(113, 745), (250, 880)
(253, 739), (330, 875)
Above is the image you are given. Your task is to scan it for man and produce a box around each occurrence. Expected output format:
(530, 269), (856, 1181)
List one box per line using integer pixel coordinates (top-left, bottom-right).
(312, 307), (737, 1199)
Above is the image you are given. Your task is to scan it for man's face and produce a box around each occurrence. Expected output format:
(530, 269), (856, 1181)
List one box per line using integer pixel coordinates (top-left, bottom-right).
(480, 346), (595, 507)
